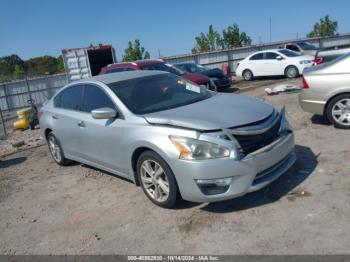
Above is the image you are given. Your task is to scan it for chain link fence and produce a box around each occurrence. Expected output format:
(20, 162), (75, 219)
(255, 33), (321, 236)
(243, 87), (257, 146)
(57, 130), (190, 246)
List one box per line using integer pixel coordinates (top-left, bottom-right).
(0, 73), (67, 138)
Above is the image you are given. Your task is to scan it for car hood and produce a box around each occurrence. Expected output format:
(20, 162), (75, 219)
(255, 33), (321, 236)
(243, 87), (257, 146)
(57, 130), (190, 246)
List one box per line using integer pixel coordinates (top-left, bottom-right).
(182, 73), (209, 85)
(143, 93), (274, 131)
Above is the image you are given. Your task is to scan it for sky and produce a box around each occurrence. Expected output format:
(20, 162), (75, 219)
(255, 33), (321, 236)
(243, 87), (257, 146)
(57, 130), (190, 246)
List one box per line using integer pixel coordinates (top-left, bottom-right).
(0, 0), (349, 60)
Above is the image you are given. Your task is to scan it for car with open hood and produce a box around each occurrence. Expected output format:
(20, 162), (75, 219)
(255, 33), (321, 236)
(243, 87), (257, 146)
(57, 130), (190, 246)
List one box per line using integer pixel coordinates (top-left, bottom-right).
(40, 70), (296, 208)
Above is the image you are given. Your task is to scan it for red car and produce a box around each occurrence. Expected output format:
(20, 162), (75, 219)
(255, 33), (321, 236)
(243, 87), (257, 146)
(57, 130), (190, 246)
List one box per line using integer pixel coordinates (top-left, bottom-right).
(99, 59), (214, 90)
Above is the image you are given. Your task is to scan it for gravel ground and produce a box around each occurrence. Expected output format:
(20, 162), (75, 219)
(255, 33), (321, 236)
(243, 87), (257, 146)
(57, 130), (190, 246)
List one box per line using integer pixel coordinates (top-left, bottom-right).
(0, 78), (349, 255)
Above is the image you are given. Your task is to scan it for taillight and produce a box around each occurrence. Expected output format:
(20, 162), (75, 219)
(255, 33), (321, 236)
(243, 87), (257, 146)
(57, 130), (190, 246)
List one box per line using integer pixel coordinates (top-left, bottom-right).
(302, 77), (309, 89)
(314, 57), (324, 65)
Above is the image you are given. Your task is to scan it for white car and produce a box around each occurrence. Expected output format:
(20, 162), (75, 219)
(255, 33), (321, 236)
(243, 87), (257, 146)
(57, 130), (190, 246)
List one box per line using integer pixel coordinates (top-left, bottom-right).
(236, 49), (315, 80)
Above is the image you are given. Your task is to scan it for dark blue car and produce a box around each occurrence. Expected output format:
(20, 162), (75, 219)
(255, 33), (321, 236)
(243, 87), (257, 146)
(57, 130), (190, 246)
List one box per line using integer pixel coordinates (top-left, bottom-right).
(176, 63), (232, 90)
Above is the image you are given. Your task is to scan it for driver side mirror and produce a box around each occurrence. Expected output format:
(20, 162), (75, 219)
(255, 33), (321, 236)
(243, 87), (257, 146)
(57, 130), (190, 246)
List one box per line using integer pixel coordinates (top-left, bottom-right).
(91, 107), (118, 119)
(276, 56), (283, 60)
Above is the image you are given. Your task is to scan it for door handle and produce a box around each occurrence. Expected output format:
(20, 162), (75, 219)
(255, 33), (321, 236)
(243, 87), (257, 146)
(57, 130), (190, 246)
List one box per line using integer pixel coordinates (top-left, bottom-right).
(77, 121), (86, 128)
(52, 115), (59, 120)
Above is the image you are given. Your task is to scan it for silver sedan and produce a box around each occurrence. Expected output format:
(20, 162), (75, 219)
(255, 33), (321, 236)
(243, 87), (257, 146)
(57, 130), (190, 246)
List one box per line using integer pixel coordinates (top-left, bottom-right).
(40, 70), (295, 208)
(299, 53), (350, 129)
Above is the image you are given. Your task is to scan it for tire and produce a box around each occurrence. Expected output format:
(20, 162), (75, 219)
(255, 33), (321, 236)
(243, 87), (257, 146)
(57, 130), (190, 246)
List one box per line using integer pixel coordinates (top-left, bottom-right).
(326, 94), (350, 129)
(285, 65), (299, 79)
(137, 151), (181, 208)
(242, 69), (254, 81)
(47, 132), (71, 165)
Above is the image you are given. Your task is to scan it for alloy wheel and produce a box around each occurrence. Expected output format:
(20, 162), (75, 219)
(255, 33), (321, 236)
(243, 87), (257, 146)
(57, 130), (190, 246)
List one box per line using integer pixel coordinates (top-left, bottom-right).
(287, 67), (297, 78)
(48, 136), (62, 163)
(332, 98), (350, 126)
(140, 159), (170, 203)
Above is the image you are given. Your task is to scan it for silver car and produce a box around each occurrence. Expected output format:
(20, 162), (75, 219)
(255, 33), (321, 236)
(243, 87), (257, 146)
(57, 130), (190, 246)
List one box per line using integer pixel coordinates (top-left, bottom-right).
(40, 70), (296, 208)
(299, 53), (350, 129)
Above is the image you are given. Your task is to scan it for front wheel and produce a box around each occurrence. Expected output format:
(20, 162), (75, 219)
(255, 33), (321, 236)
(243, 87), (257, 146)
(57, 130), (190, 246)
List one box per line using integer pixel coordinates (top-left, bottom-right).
(242, 69), (254, 81)
(47, 132), (71, 165)
(137, 151), (181, 208)
(326, 94), (350, 129)
(285, 66), (299, 79)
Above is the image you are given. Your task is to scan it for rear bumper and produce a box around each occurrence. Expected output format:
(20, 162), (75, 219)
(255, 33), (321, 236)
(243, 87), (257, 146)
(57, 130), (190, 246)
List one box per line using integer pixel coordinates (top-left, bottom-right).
(299, 91), (326, 115)
(214, 78), (232, 89)
(171, 132), (296, 203)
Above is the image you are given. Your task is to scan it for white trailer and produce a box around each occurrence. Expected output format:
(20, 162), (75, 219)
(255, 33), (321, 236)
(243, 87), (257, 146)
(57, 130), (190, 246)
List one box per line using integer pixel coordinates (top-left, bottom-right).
(62, 45), (116, 82)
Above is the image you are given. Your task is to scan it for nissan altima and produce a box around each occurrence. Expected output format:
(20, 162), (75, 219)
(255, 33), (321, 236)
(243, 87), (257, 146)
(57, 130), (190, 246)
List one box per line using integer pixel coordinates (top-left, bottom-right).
(40, 70), (296, 208)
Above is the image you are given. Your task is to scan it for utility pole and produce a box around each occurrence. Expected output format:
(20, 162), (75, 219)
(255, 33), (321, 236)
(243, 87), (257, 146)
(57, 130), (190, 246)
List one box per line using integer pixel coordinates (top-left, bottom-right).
(269, 17), (272, 42)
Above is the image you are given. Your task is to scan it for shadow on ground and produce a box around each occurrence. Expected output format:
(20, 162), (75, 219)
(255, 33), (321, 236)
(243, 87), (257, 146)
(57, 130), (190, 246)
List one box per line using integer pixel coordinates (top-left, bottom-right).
(311, 115), (331, 126)
(200, 145), (318, 213)
(0, 156), (27, 169)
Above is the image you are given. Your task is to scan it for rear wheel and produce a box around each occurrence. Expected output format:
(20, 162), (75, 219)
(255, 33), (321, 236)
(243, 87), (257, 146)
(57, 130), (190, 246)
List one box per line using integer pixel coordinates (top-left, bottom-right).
(285, 65), (299, 78)
(326, 94), (350, 129)
(243, 69), (254, 81)
(47, 132), (71, 165)
(137, 151), (180, 208)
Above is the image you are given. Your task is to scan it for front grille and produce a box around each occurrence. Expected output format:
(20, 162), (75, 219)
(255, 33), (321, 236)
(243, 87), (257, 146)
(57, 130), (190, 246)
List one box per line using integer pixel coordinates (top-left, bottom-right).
(233, 117), (281, 155)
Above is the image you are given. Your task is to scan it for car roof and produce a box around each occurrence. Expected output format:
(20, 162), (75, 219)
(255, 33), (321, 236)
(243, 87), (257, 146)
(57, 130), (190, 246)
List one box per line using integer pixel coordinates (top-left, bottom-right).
(90, 70), (168, 84)
(105, 59), (164, 69)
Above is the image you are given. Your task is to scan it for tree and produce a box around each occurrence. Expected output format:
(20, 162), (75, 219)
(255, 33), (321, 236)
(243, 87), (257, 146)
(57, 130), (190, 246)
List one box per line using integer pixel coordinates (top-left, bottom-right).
(192, 25), (222, 53)
(25, 55), (59, 76)
(57, 55), (65, 72)
(13, 64), (25, 79)
(221, 24), (252, 49)
(307, 15), (338, 38)
(122, 39), (150, 62)
(0, 54), (24, 81)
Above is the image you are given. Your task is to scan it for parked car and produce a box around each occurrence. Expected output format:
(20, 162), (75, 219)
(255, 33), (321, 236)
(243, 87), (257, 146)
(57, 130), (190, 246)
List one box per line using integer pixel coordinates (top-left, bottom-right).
(236, 49), (315, 81)
(283, 42), (318, 56)
(100, 59), (215, 90)
(40, 70), (296, 208)
(314, 45), (350, 65)
(299, 53), (350, 129)
(176, 63), (232, 90)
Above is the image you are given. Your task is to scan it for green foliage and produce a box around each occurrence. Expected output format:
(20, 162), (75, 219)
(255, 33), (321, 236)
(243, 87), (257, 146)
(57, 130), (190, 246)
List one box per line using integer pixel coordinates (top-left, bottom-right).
(0, 54), (64, 82)
(192, 24), (251, 53)
(192, 25), (222, 53)
(13, 64), (25, 79)
(122, 39), (150, 62)
(221, 24), (252, 48)
(307, 15), (338, 38)
(57, 55), (65, 72)
(0, 54), (24, 81)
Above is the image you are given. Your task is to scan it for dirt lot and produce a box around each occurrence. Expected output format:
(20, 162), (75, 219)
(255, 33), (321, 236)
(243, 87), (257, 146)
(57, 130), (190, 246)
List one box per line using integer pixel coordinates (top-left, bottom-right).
(0, 78), (349, 255)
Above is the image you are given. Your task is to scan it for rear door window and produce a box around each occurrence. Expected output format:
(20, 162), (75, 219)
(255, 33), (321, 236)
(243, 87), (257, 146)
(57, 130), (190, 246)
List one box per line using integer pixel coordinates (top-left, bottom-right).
(81, 84), (115, 113)
(55, 85), (83, 111)
(250, 53), (264, 60)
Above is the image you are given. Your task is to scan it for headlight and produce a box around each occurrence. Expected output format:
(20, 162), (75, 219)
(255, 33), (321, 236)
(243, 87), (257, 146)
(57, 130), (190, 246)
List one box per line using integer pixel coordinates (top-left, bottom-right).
(299, 60), (312, 64)
(169, 136), (231, 160)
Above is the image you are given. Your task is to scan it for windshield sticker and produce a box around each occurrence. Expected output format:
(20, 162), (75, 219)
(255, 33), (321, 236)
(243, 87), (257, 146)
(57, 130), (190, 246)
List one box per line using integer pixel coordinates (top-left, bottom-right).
(185, 82), (200, 93)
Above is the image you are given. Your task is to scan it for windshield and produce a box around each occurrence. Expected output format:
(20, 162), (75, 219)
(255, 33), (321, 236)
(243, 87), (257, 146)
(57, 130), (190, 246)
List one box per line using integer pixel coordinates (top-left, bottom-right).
(297, 42), (317, 50)
(108, 74), (214, 114)
(140, 63), (185, 76)
(278, 49), (301, 57)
